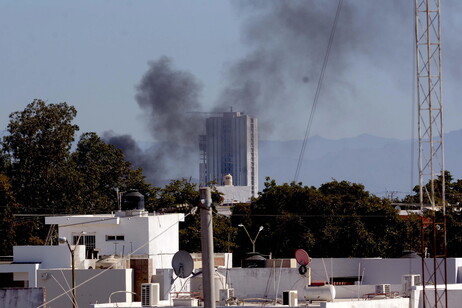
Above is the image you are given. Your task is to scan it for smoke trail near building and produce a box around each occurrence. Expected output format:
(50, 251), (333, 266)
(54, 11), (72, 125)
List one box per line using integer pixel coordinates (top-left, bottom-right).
(106, 57), (204, 185)
(217, 0), (412, 139)
(102, 132), (161, 185)
(108, 0), (420, 184)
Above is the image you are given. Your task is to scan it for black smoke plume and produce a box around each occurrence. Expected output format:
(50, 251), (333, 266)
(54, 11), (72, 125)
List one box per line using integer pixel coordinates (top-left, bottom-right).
(106, 57), (204, 185)
(217, 0), (412, 139)
(102, 132), (160, 184)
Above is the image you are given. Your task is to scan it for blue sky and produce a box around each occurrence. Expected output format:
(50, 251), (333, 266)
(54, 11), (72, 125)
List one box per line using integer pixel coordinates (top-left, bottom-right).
(2, 0), (462, 144)
(1, 0), (240, 140)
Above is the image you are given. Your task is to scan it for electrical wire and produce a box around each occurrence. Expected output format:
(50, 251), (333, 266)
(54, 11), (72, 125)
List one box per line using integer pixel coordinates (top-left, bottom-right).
(36, 211), (192, 308)
(50, 273), (74, 303)
(410, 0), (417, 192)
(294, 0), (343, 182)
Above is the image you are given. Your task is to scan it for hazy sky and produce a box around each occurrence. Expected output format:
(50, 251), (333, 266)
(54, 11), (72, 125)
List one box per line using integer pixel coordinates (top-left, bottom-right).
(2, 0), (462, 144)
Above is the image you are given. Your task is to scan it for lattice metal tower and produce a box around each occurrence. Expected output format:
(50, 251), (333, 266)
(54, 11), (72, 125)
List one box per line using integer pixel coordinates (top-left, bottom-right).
(415, 0), (447, 307)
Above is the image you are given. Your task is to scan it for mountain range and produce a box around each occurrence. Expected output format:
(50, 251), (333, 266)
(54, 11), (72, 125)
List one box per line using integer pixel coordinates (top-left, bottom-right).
(259, 129), (462, 198)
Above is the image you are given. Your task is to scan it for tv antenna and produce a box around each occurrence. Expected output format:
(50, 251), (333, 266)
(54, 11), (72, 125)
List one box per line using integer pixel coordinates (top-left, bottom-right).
(295, 249), (311, 275)
(172, 250), (194, 278)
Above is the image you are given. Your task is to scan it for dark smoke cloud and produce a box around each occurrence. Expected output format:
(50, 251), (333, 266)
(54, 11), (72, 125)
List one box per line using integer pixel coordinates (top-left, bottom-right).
(217, 0), (412, 138)
(106, 0), (437, 184)
(103, 131), (160, 184)
(136, 57), (203, 143)
(106, 57), (204, 185)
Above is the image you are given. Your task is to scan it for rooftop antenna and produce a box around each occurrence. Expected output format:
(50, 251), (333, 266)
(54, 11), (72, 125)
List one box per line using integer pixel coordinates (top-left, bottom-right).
(295, 249), (311, 276)
(172, 250), (194, 279)
(115, 188), (121, 212)
(415, 0), (447, 306)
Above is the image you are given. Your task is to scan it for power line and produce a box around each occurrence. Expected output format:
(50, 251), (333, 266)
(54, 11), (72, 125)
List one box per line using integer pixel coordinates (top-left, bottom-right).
(294, 0), (343, 182)
(37, 211), (193, 308)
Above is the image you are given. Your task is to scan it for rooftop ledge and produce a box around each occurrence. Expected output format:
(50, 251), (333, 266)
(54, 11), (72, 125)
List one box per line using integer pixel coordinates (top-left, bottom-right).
(45, 212), (185, 225)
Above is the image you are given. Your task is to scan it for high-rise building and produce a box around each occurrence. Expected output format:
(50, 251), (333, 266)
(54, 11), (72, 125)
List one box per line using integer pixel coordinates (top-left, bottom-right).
(199, 111), (258, 197)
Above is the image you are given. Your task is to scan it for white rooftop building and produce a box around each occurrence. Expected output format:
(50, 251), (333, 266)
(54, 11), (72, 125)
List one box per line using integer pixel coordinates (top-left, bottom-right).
(216, 174), (253, 206)
(0, 191), (186, 307)
(45, 211), (184, 269)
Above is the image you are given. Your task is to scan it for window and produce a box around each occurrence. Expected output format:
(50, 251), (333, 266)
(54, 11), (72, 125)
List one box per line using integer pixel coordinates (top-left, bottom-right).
(73, 235), (96, 249)
(106, 235), (125, 241)
(73, 235), (96, 259)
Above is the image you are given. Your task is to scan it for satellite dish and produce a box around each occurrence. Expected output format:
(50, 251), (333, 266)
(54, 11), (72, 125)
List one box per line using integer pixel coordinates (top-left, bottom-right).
(295, 249), (311, 266)
(172, 250), (194, 278)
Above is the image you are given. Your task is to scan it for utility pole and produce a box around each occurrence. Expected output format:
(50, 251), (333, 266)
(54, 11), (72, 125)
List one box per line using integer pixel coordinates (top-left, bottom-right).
(199, 187), (216, 308)
(238, 224), (264, 253)
(59, 232), (86, 308)
(415, 0), (447, 306)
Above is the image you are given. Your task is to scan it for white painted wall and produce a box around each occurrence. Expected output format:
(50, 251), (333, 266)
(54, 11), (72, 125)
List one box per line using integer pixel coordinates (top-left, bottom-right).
(46, 212), (184, 268)
(0, 263), (40, 287)
(409, 285), (462, 308)
(13, 245), (82, 269)
(148, 214), (183, 269)
(455, 258), (462, 282)
(38, 268), (133, 308)
(320, 298), (409, 308)
(332, 284), (401, 299)
(309, 258), (460, 285)
(217, 267), (309, 300)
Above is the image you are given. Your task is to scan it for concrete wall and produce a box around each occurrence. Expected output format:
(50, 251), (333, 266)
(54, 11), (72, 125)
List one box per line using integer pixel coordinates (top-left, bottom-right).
(455, 258), (462, 282)
(191, 252), (233, 270)
(0, 263), (40, 287)
(216, 268), (407, 302)
(410, 284), (462, 308)
(38, 268), (133, 308)
(47, 213), (183, 269)
(148, 213), (183, 268)
(332, 284), (402, 299)
(320, 298), (409, 308)
(217, 267), (309, 300)
(14, 245), (81, 269)
(309, 258), (460, 285)
(0, 288), (45, 308)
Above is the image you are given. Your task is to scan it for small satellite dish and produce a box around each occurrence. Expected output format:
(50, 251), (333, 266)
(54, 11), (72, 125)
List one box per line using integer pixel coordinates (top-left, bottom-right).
(172, 250), (194, 278)
(295, 249), (311, 266)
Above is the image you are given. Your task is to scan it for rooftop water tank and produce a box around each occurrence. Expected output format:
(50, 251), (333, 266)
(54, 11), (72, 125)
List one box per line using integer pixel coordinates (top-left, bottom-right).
(242, 252), (266, 268)
(122, 190), (145, 211)
(305, 285), (336, 302)
(223, 174), (233, 186)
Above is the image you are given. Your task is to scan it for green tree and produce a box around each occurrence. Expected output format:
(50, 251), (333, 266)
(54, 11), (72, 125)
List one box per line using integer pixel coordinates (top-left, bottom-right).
(1, 101), (156, 249)
(0, 174), (20, 255)
(151, 178), (199, 213)
(2, 99), (79, 214)
(152, 178), (236, 253)
(71, 132), (155, 213)
(235, 178), (410, 260)
(403, 171), (462, 257)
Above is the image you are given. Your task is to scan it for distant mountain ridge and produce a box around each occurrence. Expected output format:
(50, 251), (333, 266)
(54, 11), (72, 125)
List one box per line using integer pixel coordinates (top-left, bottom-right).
(131, 130), (462, 198)
(259, 129), (462, 198)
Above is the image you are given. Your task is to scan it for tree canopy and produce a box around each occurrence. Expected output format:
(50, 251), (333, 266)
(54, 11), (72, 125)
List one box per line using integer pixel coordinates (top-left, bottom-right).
(232, 178), (417, 261)
(3, 100), (462, 261)
(0, 100), (154, 246)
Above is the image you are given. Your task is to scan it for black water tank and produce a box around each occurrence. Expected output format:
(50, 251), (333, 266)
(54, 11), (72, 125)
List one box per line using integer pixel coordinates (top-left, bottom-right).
(121, 190), (145, 211)
(242, 252), (266, 268)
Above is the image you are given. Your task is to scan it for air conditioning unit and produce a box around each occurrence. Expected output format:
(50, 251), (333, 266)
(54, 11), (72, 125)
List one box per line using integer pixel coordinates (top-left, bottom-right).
(402, 274), (421, 297)
(141, 283), (160, 307)
(283, 290), (298, 306)
(375, 284), (390, 294)
(219, 288), (235, 305)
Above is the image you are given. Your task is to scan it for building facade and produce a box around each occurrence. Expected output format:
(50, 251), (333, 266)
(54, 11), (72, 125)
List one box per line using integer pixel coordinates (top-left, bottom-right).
(199, 111), (258, 197)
